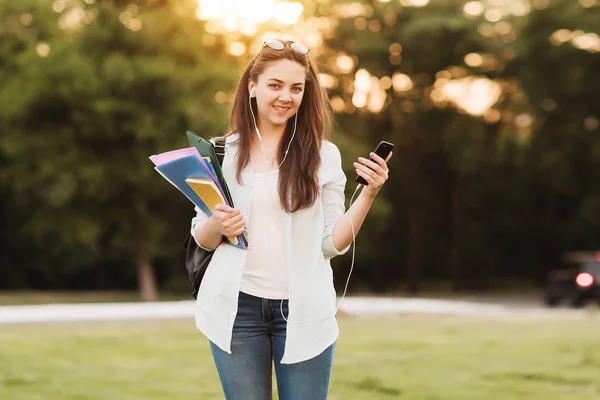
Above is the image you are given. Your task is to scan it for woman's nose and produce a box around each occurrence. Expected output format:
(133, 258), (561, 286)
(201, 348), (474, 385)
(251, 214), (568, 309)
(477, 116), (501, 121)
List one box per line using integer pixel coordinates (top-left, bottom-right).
(278, 92), (292, 103)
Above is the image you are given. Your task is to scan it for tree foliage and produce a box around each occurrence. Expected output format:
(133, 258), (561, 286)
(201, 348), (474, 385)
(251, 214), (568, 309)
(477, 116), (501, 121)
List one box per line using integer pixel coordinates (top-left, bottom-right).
(0, 0), (238, 298)
(1, 0), (599, 295)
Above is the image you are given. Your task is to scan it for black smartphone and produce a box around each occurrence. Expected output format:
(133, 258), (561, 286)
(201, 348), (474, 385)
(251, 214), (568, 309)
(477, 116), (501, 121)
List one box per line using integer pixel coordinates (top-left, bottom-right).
(355, 140), (394, 185)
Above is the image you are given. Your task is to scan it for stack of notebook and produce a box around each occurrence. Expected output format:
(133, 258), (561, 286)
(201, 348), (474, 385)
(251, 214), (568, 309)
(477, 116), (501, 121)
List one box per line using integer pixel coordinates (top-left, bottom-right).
(149, 131), (247, 250)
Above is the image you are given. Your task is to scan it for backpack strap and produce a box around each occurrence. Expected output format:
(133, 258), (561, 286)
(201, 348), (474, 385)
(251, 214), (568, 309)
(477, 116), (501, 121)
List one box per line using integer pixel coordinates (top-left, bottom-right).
(214, 136), (226, 166)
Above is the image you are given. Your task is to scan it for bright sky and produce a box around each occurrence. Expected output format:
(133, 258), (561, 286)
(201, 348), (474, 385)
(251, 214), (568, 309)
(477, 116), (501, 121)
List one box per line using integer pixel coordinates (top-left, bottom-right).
(195, 0), (303, 32)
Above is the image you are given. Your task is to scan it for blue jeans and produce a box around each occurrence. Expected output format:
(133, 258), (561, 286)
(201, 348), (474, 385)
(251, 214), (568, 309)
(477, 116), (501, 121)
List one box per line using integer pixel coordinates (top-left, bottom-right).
(209, 291), (336, 400)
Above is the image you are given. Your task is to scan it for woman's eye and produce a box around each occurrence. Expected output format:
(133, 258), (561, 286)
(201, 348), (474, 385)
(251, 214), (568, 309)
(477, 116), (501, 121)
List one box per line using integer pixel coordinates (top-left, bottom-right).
(269, 84), (279, 89)
(292, 87), (302, 93)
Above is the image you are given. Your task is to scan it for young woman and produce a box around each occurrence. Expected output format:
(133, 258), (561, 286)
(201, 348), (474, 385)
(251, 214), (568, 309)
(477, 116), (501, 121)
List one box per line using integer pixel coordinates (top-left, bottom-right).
(191, 39), (392, 400)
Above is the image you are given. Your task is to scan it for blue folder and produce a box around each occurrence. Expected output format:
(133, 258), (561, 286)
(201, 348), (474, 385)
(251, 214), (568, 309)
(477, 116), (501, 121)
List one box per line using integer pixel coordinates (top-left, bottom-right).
(155, 155), (245, 249)
(155, 155), (215, 215)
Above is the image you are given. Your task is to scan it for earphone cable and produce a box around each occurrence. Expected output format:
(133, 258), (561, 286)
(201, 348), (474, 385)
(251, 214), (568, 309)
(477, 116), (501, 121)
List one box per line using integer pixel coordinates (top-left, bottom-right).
(336, 183), (362, 309)
(249, 92), (297, 171)
(281, 182), (362, 322)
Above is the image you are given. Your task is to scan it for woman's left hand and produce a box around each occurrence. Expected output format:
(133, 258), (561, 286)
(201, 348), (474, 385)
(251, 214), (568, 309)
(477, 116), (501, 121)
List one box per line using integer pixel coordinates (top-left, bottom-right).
(353, 151), (393, 199)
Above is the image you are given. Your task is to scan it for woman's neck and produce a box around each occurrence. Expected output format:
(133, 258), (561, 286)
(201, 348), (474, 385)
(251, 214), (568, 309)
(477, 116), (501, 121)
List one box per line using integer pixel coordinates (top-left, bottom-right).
(251, 120), (287, 169)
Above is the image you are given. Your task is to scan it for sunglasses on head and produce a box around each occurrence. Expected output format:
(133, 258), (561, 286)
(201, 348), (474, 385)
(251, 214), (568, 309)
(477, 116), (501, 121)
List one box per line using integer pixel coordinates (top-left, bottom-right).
(262, 39), (309, 55)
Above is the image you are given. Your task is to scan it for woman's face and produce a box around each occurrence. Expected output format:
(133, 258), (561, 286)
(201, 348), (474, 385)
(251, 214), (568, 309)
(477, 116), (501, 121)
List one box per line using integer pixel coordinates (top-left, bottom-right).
(250, 59), (306, 129)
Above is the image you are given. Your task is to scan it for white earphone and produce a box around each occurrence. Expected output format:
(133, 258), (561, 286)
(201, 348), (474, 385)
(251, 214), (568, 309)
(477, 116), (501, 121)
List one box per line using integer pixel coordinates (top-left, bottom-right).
(249, 88), (262, 141)
(248, 87), (297, 170)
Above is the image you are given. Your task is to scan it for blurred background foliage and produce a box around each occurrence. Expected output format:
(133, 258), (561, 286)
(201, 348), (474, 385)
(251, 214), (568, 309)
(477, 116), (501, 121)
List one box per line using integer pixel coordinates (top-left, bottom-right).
(1, 0), (599, 300)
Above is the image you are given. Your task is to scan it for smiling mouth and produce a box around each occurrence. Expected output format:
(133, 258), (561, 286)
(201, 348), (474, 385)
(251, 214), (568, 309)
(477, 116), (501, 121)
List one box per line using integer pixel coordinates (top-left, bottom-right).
(273, 105), (290, 112)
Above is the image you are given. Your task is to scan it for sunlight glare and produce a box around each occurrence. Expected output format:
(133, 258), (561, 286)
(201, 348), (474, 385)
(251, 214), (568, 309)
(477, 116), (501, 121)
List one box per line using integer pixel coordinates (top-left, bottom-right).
(354, 69), (372, 93)
(437, 77), (502, 116)
(331, 96), (345, 113)
(463, 1), (484, 17)
(274, 2), (304, 25)
(579, 0), (597, 8)
(59, 7), (86, 32)
(379, 76), (392, 90)
(196, 0), (303, 32)
(484, 8), (502, 22)
(572, 33), (600, 51)
(319, 73), (337, 89)
(367, 76), (387, 113)
(509, 1), (531, 16)
(336, 55), (355, 73)
(229, 42), (246, 56)
(464, 53), (483, 67)
(411, 0), (430, 7)
(36, 42), (50, 57)
(352, 92), (367, 108)
(53, 0), (66, 13)
(392, 73), (413, 92)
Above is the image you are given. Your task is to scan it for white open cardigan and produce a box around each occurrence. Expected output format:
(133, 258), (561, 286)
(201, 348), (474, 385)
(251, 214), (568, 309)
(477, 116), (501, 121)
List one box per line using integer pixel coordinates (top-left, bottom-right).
(191, 133), (350, 364)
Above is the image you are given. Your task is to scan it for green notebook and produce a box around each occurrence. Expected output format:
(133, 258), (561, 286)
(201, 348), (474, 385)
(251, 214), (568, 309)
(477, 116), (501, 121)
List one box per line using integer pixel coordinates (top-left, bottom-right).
(186, 130), (232, 204)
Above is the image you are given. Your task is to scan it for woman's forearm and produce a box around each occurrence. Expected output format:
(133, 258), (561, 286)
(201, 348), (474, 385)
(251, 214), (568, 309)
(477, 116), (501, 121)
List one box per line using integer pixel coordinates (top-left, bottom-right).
(331, 189), (376, 252)
(332, 148), (392, 251)
(194, 217), (223, 251)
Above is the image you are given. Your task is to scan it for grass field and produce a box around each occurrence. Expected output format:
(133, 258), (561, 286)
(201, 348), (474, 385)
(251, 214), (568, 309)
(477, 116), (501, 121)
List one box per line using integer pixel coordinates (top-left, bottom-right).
(1, 315), (599, 400)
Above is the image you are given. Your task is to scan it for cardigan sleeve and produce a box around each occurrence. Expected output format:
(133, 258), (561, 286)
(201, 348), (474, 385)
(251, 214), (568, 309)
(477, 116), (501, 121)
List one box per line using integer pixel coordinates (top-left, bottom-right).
(320, 141), (351, 259)
(190, 206), (215, 251)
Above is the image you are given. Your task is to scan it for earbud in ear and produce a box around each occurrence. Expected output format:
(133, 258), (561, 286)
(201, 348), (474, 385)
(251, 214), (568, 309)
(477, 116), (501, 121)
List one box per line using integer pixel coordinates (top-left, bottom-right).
(250, 88), (255, 98)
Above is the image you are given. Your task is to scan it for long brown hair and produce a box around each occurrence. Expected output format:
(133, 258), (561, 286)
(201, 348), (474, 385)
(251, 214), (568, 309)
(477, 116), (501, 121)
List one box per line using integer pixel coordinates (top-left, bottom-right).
(227, 40), (332, 213)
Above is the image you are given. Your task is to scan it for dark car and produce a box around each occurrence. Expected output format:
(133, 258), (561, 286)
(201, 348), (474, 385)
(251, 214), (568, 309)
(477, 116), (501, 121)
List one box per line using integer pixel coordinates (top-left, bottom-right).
(544, 251), (600, 307)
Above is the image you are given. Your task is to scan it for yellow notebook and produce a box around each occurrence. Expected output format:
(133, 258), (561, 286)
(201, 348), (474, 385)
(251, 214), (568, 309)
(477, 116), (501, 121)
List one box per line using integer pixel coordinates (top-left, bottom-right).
(185, 177), (238, 245)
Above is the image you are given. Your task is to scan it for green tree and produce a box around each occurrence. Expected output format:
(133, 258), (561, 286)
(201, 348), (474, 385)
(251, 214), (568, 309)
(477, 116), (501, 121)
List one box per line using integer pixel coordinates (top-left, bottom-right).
(0, 0), (238, 299)
(322, 0), (493, 292)
(502, 0), (600, 280)
(319, 0), (600, 293)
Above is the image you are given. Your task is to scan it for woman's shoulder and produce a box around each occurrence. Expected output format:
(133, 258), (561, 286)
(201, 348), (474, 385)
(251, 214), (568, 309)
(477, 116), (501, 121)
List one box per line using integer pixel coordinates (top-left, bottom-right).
(320, 139), (342, 164)
(318, 140), (345, 183)
(225, 133), (240, 144)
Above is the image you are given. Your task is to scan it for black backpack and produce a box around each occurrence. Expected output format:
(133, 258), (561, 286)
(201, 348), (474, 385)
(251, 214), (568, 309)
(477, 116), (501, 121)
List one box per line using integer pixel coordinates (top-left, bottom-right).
(183, 136), (226, 299)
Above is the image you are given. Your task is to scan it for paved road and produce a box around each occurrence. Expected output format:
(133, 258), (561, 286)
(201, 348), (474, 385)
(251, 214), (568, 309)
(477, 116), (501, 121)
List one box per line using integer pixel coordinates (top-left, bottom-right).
(0, 295), (596, 325)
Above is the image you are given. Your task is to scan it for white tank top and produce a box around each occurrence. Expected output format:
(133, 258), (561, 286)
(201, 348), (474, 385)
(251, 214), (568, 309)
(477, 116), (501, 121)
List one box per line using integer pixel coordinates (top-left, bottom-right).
(240, 170), (289, 299)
